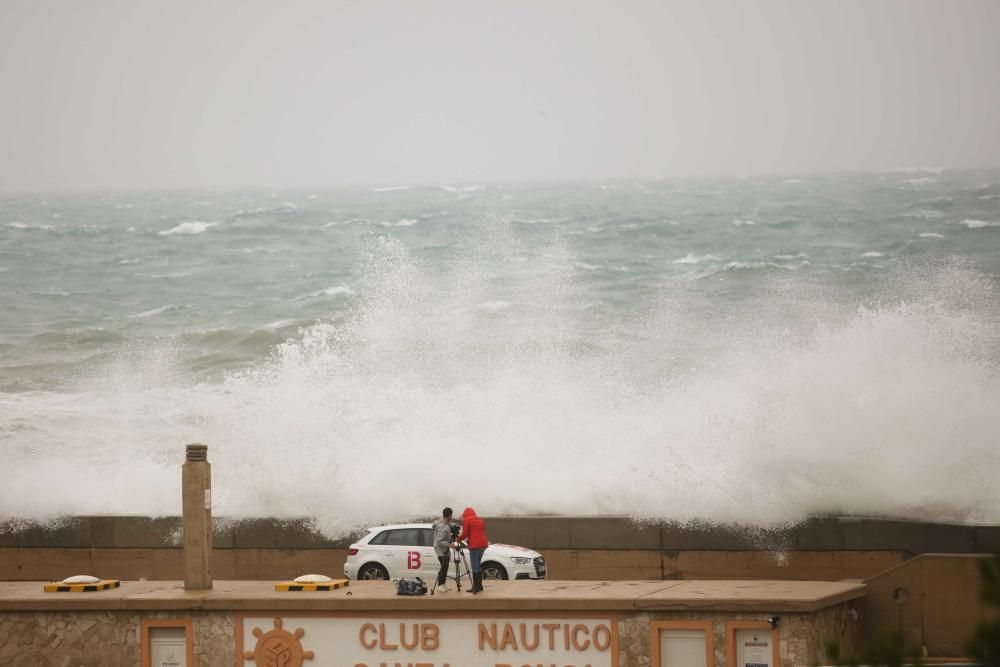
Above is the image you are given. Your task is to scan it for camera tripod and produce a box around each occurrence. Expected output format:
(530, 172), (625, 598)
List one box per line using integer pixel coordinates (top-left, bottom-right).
(430, 542), (473, 595)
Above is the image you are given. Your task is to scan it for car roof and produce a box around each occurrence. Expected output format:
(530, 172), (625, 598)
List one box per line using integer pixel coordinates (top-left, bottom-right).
(367, 523), (433, 532)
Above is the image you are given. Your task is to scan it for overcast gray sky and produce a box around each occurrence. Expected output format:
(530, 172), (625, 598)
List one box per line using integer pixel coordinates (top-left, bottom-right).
(1, 0), (998, 191)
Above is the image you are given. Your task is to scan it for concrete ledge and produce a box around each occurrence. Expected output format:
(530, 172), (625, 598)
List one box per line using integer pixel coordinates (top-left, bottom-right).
(0, 579), (867, 613)
(0, 547), (905, 582)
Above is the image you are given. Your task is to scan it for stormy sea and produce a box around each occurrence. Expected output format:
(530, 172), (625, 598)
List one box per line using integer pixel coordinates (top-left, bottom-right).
(2, 169), (999, 535)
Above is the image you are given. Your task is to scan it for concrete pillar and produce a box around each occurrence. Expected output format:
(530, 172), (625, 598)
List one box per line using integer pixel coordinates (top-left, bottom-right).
(182, 443), (213, 590)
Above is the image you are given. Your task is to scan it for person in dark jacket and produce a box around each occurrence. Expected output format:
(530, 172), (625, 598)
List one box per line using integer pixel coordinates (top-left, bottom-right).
(455, 506), (488, 594)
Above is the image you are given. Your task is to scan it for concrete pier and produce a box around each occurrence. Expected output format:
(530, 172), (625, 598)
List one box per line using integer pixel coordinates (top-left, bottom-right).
(181, 444), (212, 590)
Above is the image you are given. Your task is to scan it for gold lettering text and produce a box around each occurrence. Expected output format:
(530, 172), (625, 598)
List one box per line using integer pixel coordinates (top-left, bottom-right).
(593, 623), (612, 651)
(500, 623), (518, 650)
(400, 623), (419, 650)
(422, 624), (440, 650)
(519, 623), (540, 650)
(542, 623), (560, 650)
(378, 623), (397, 650)
(571, 624), (591, 651)
(479, 622), (498, 650)
(360, 624), (377, 649)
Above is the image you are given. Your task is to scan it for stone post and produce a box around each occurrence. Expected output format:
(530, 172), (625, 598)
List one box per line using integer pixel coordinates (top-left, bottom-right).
(182, 443), (213, 590)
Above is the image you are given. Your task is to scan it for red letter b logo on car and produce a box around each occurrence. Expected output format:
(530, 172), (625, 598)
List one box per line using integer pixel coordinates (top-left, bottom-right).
(408, 551), (421, 569)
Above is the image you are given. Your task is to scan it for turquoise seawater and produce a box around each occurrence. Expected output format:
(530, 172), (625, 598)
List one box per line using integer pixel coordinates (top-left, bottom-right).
(2, 170), (999, 532)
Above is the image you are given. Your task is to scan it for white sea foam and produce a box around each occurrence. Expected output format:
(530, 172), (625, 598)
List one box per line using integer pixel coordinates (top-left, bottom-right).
(774, 253), (809, 260)
(919, 233), (945, 239)
(732, 219), (755, 226)
(783, 179), (803, 184)
(323, 218), (369, 228)
(379, 218), (419, 227)
(371, 185), (411, 192)
(313, 286), (354, 298)
(517, 218), (564, 225)
(261, 319), (297, 331)
(905, 177), (937, 185)
(574, 262), (603, 271)
(862, 252), (885, 258)
(440, 185), (482, 193)
(953, 219), (999, 229)
(159, 221), (217, 236)
(7, 222), (53, 230)
(128, 305), (181, 319)
(673, 253), (720, 265)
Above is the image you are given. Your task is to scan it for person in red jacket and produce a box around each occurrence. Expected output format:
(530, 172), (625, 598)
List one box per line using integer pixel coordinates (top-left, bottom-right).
(455, 507), (488, 594)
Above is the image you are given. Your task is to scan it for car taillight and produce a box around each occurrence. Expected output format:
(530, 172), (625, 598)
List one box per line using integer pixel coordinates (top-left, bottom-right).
(348, 548), (358, 556)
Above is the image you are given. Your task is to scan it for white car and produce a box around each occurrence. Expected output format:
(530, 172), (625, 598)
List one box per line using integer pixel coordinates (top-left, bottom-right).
(343, 523), (547, 582)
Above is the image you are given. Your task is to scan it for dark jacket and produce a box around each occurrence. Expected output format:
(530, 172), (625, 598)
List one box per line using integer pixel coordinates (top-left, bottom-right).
(458, 507), (488, 549)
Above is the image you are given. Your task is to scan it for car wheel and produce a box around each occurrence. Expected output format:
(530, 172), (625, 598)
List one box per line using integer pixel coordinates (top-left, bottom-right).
(481, 562), (508, 580)
(359, 563), (389, 580)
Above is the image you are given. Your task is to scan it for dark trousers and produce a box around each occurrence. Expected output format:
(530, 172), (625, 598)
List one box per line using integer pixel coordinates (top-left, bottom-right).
(437, 555), (449, 585)
(470, 547), (484, 573)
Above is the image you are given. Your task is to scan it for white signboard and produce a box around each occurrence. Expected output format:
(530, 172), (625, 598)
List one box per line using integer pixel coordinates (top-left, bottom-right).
(735, 629), (773, 667)
(239, 614), (618, 667)
(150, 627), (187, 667)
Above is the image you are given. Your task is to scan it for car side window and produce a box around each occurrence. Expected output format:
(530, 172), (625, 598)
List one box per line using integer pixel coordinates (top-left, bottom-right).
(382, 528), (420, 546)
(368, 530), (391, 546)
(420, 528), (434, 546)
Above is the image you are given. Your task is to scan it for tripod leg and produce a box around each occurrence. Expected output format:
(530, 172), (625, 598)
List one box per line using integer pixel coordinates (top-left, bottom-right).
(460, 550), (476, 592)
(453, 553), (463, 591)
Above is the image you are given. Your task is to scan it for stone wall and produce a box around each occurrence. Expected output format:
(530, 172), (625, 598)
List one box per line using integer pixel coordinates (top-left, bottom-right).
(0, 610), (138, 666)
(6, 514), (993, 583)
(617, 604), (862, 667)
(4, 515), (996, 553)
(0, 610), (233, 667)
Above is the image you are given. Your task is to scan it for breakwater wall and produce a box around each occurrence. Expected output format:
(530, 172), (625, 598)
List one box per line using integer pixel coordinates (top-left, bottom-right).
(2, 515), (996, 582)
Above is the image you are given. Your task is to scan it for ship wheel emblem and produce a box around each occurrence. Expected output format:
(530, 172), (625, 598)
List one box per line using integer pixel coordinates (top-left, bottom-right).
(244, 618), (315, 667)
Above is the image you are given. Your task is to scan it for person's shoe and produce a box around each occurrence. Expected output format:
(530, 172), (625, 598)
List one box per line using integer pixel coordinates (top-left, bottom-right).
(437, 584), (450, 593)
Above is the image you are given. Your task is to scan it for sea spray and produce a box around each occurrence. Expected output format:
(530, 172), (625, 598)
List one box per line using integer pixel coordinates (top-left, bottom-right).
(2, 218), (999, 536)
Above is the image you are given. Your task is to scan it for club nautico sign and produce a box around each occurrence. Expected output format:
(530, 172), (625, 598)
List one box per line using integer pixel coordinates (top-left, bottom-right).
(238, 614), (619, 667)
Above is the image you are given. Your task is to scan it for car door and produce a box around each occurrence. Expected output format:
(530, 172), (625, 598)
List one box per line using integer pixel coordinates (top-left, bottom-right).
(380, 528), (423, 578)
(358, 528), (394, 577)
(418, 527), (439, 580)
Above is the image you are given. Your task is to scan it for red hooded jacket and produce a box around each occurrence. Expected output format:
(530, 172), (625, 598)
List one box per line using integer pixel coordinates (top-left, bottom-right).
(457, 507), (488, 549)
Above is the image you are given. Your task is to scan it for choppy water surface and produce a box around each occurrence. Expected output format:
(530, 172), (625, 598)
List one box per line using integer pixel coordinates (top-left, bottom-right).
(2, 170), (1000, 534)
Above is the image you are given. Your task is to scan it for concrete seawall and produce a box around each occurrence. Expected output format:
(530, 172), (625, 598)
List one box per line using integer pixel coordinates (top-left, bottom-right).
(2, 515), (997, 581)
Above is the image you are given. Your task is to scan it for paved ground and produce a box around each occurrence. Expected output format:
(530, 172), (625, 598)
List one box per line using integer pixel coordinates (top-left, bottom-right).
(0, 578), (865, 612)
